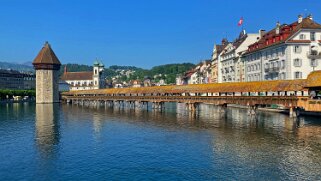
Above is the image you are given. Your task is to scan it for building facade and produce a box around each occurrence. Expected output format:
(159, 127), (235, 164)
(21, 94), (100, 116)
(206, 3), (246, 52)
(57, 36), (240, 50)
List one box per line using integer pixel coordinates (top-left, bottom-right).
(0, 69), (35, 90)
(244, 15), (321, 82)
(210, 39), (228, 83)
(218, 31), (260, 83)
(61, 61), (105, 91)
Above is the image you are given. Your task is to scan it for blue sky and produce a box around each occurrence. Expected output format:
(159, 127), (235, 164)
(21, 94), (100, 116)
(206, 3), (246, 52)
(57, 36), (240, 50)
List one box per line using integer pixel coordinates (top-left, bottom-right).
(0, 0), (320, 68)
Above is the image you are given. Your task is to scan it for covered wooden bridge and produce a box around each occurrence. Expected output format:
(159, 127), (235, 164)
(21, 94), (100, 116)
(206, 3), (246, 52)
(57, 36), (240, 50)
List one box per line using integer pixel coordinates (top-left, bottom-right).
(62, 71), (321, 116)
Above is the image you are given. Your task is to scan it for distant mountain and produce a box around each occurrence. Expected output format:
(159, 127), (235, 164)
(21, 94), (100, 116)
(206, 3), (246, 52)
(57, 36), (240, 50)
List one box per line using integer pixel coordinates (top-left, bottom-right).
(21, 61), (33, 66)
(0, 61), (34, 72)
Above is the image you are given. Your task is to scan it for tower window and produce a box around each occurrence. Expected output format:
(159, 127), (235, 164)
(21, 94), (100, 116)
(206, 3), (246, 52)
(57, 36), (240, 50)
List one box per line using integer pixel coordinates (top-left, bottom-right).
(95, 69), (98, 75)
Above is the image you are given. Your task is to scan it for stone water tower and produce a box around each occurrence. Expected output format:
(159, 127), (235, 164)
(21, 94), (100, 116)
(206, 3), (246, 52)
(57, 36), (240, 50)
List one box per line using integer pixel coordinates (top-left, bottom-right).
(32, 42), (61, 103)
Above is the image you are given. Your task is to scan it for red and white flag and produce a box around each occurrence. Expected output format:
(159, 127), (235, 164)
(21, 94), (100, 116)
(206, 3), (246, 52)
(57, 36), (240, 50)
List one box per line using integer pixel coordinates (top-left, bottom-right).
(238, 17), (243, 26)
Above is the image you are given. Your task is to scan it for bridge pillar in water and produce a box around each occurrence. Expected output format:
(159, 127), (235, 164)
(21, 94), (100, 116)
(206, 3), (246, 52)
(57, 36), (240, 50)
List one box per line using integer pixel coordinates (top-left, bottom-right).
(152, 102), (164, 110)
(186, 102), (199, 112)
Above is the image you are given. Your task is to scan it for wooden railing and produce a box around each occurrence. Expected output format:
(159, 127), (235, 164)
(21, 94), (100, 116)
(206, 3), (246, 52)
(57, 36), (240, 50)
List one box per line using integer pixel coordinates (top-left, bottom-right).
(63, 95), (302, 108)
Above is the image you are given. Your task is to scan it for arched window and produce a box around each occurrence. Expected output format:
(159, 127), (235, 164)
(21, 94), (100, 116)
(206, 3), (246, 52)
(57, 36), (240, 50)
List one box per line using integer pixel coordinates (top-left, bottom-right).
(95, 69), (98, 75)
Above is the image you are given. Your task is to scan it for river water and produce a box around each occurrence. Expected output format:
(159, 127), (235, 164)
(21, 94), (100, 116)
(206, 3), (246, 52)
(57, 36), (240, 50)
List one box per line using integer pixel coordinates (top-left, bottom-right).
(1, 102), (321, 180)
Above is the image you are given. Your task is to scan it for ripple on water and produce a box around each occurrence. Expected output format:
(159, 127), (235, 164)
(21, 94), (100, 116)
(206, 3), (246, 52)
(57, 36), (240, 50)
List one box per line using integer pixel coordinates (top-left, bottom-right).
(0, 102), (321, 180)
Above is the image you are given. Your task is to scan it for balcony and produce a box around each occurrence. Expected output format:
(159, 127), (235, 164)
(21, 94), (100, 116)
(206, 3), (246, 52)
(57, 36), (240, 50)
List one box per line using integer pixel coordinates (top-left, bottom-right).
(307, 50), (321, 59)
(265, 66), (280, 72)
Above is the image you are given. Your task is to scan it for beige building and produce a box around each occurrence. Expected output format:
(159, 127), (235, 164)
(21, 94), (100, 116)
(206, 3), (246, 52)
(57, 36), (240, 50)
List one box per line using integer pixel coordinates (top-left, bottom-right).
(210, 39), (228, 83)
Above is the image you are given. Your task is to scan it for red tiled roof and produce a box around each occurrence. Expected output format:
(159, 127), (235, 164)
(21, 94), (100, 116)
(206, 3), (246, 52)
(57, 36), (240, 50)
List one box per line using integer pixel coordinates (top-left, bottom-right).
(287, 40), (311, 43)
(246, 18), (321, 54)
(33, 42), (61, 65)
(61, 72), (93, 80)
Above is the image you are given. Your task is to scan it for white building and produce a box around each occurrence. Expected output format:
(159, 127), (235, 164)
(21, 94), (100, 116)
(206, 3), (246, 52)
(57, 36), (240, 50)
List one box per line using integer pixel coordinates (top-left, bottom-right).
(61, 61), (105, 91)
(218, 30), (260, 83)
(244, 15), (321, 82)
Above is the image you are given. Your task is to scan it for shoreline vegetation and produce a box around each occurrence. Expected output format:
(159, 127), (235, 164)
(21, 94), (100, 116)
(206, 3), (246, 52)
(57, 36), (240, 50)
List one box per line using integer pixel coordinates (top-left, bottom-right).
(0, 89), (35, 102)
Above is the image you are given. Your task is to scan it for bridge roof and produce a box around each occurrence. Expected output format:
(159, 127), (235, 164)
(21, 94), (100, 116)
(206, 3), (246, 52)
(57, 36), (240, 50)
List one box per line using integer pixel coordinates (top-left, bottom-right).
(63, 71), (321, 96)
(64, 79), (308, 96)
(306, 70), (321, 88)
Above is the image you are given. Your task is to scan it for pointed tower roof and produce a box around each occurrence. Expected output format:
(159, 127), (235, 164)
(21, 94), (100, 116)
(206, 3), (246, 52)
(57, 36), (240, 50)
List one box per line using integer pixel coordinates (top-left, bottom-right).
(33, 41), (61, 65)
(33, 42), (61, 70)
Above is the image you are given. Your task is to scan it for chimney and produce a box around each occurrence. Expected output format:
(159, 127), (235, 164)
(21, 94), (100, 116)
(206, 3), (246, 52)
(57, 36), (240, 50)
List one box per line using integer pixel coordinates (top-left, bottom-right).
(276, 21), (281, 34)
(64, 66), (67, 73)
(259, 29), (266, 38)
(298, 14), (303, 23)
(307, 14), (313, 21)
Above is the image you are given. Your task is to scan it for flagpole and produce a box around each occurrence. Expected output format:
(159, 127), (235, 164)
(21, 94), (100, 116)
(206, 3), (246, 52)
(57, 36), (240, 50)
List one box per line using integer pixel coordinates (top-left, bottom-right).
(242, 17), (244, 32)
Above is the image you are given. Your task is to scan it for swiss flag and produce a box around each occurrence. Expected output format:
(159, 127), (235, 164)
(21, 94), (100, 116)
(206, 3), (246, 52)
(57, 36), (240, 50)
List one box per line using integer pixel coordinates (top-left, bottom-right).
(238, 17), (243, 26)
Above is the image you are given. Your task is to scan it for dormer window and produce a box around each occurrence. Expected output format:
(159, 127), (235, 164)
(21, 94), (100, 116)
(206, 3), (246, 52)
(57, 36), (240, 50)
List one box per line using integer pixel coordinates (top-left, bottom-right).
(299, 34), (306, 40)
(311, 32), (316, 41)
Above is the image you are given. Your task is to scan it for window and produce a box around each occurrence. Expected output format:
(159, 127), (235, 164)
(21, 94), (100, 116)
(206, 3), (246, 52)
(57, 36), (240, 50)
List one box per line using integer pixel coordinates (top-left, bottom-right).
(311, 59), (318, 67)
(278, 48), (282, 56)
(281, 60), (285, 69)
(268, 51), (271, 59)
(311, 32), (316, 41)
(95, 69), (98, 75)
(272, 49), (276, 58)
(294, 46), (301, 53)
(293, 58), (302, 67)
(279, 73), (285, 80)
(299, 34), (306, 40)
(294, 71), (302, 79)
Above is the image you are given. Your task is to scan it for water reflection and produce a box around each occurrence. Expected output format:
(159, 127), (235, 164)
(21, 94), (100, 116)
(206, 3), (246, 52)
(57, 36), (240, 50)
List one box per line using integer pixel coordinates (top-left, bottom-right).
(59, 103), (321, 180)
(35, 104), (60, 158)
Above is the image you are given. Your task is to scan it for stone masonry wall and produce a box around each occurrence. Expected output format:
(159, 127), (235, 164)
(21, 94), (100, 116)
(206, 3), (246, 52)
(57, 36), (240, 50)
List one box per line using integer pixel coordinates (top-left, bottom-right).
(36, 69), (59, 103)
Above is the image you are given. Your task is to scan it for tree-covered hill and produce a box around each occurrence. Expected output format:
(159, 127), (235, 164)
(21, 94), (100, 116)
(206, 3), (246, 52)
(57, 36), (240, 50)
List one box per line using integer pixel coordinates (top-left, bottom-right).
(116, 63), (195, 84)
(59, 63), (195, 84)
